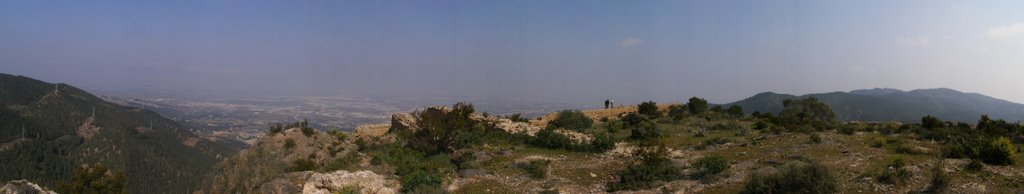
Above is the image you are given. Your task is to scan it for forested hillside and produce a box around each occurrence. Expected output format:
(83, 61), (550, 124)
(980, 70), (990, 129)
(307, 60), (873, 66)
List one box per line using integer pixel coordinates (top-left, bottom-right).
(0, 73), (232, 193)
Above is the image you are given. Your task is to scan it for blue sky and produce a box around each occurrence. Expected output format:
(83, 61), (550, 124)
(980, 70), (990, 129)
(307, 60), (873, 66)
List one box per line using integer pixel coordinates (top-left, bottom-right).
(1, 0), (1023, 104)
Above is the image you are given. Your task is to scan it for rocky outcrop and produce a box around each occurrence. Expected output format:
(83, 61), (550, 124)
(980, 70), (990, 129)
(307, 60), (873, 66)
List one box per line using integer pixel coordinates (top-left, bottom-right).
(389, 113), (418, 133)
(259, 171), (313, 194)
(301, 170), (400, 194)
(473, 115), (542, 136)
(0, 180), (56, 194)
(76, 117), (101, 140)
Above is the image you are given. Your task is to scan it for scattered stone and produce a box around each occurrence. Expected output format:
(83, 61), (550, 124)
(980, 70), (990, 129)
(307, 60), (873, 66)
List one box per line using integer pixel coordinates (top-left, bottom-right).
(0, 180), (56, 194)
(302, 170), (400, 194)
(458, 169), (489, 178)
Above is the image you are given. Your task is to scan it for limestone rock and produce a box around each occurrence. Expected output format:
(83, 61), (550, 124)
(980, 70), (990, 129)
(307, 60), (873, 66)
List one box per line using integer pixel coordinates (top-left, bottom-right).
(302, 170), (400, 194)
(0, 180), (56, 194)
(389, 113), (418, 133)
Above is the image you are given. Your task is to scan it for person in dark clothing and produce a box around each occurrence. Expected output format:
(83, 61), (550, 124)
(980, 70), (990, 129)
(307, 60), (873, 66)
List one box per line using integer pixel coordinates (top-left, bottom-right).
(604, 99), (610, 109)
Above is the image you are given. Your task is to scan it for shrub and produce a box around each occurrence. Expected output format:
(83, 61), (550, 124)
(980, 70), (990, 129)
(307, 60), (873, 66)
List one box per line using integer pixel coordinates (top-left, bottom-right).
(667, 104), (688, 120)
(402, 169), (446, 193)
(620, 113), (647, 127)
(894, 144), (927, 155)
(301, 126), (316, 137)
(927, 161), (951, 193)
(638, 101), (659, 118)
(693, 155), (730, 177)
(288, 158), (317, 172)
(529, 128), (576, 150)
(877, 158), (910, 185)
(697, 137), (729, 150)
(794, 125), (818, 133)
(921, 115), (943, 129)
(606, 146), (683, 191)
(589, 133), (618, 152)
(687, 97), (709, 115)
(408, 102), (480, 154)
(753, 121), (769, 130)
(338, 185), (361, 194)
(981, 137), (1017, 165)
(965, 159), (984, 171)
(838, 125), (856, 135)
(549, 110), (593, 132)
(726, 105), (744, 117)
(373, 145), (452, 192)
(284, 139), (296, 149)
(268, 124), (284, 135)
(604, 120), (623, 133)
(328, 130), (348, 141)
(870, 137), (887, 148)
(629, 123), (661, 142)
(809, 133), (822, 144)
(57, 164), (127, 194)
(528, 128), (611, 152)
(517, 159), (551, 179)
(508, 113), (529, 123)
(777, 98), (835, 128)
(740, 160), (839, 194)
(322, 151), (360, 172)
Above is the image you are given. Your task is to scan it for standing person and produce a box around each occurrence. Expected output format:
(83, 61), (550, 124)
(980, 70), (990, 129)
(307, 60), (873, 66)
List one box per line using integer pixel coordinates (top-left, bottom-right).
(605, 99), (610, 109)
(610, 98), (615, 108)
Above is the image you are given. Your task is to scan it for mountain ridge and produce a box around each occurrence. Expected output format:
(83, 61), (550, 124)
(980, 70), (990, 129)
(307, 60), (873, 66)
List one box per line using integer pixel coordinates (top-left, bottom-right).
(727, 88), (1024, 122)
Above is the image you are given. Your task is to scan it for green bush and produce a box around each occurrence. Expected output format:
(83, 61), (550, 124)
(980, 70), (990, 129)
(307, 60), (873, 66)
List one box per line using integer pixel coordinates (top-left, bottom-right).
(604, 120), (623, 133)
(284, 139), (296, 149)
(629, 123), (661, 142)
(268, 124), (284, 135)
(288, 158), (317, 172)
(322, 151), (360, 172)
(517, 159), (551, 179)
(777, 98), (835, 129)
(528, 128), (616, 153)
(697, 137), (729, 150)
(921, 115), (944, 129)
(877, 158), (910, 185)
(638, 101), (659, 118)
(372, 145), (452, 193)
(621, 113), (647, 127)
(838, 125), (856, 135)
(870, 137), (887, 148)
(927, 161), (951, 193)
(981, 137), (1017, 165)
(693, 155), (730, 177)
(809, 133), (822, 144)
(753, 121), (769, 130)
(508, 113), (529, 123)
(686, 97), (709, 115)
(966, 159), (984, 171)
(726, 105), (744, 117)
(328, 130), (348, 141)
(549, 110), (594, 132)
(740, 160), (839, 194)
(606, 146), (683, 191)
(57, 164), (128, 194)
(667, 104), (688, 120)
(408, 102), (481, 154)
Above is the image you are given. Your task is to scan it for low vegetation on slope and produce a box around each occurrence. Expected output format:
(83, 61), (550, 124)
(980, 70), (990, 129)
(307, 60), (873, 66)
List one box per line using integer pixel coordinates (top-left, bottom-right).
(202, 95), (1024, 193)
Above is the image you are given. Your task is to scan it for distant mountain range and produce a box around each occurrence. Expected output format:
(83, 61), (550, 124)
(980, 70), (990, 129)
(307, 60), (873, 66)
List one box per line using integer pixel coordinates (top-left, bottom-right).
(0, 73), (231, 193)
(727, 88), (1024, 123)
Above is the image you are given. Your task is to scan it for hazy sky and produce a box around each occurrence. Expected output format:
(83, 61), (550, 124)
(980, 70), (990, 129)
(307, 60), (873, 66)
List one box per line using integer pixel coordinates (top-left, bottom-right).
(2, 1), (1023, 104)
